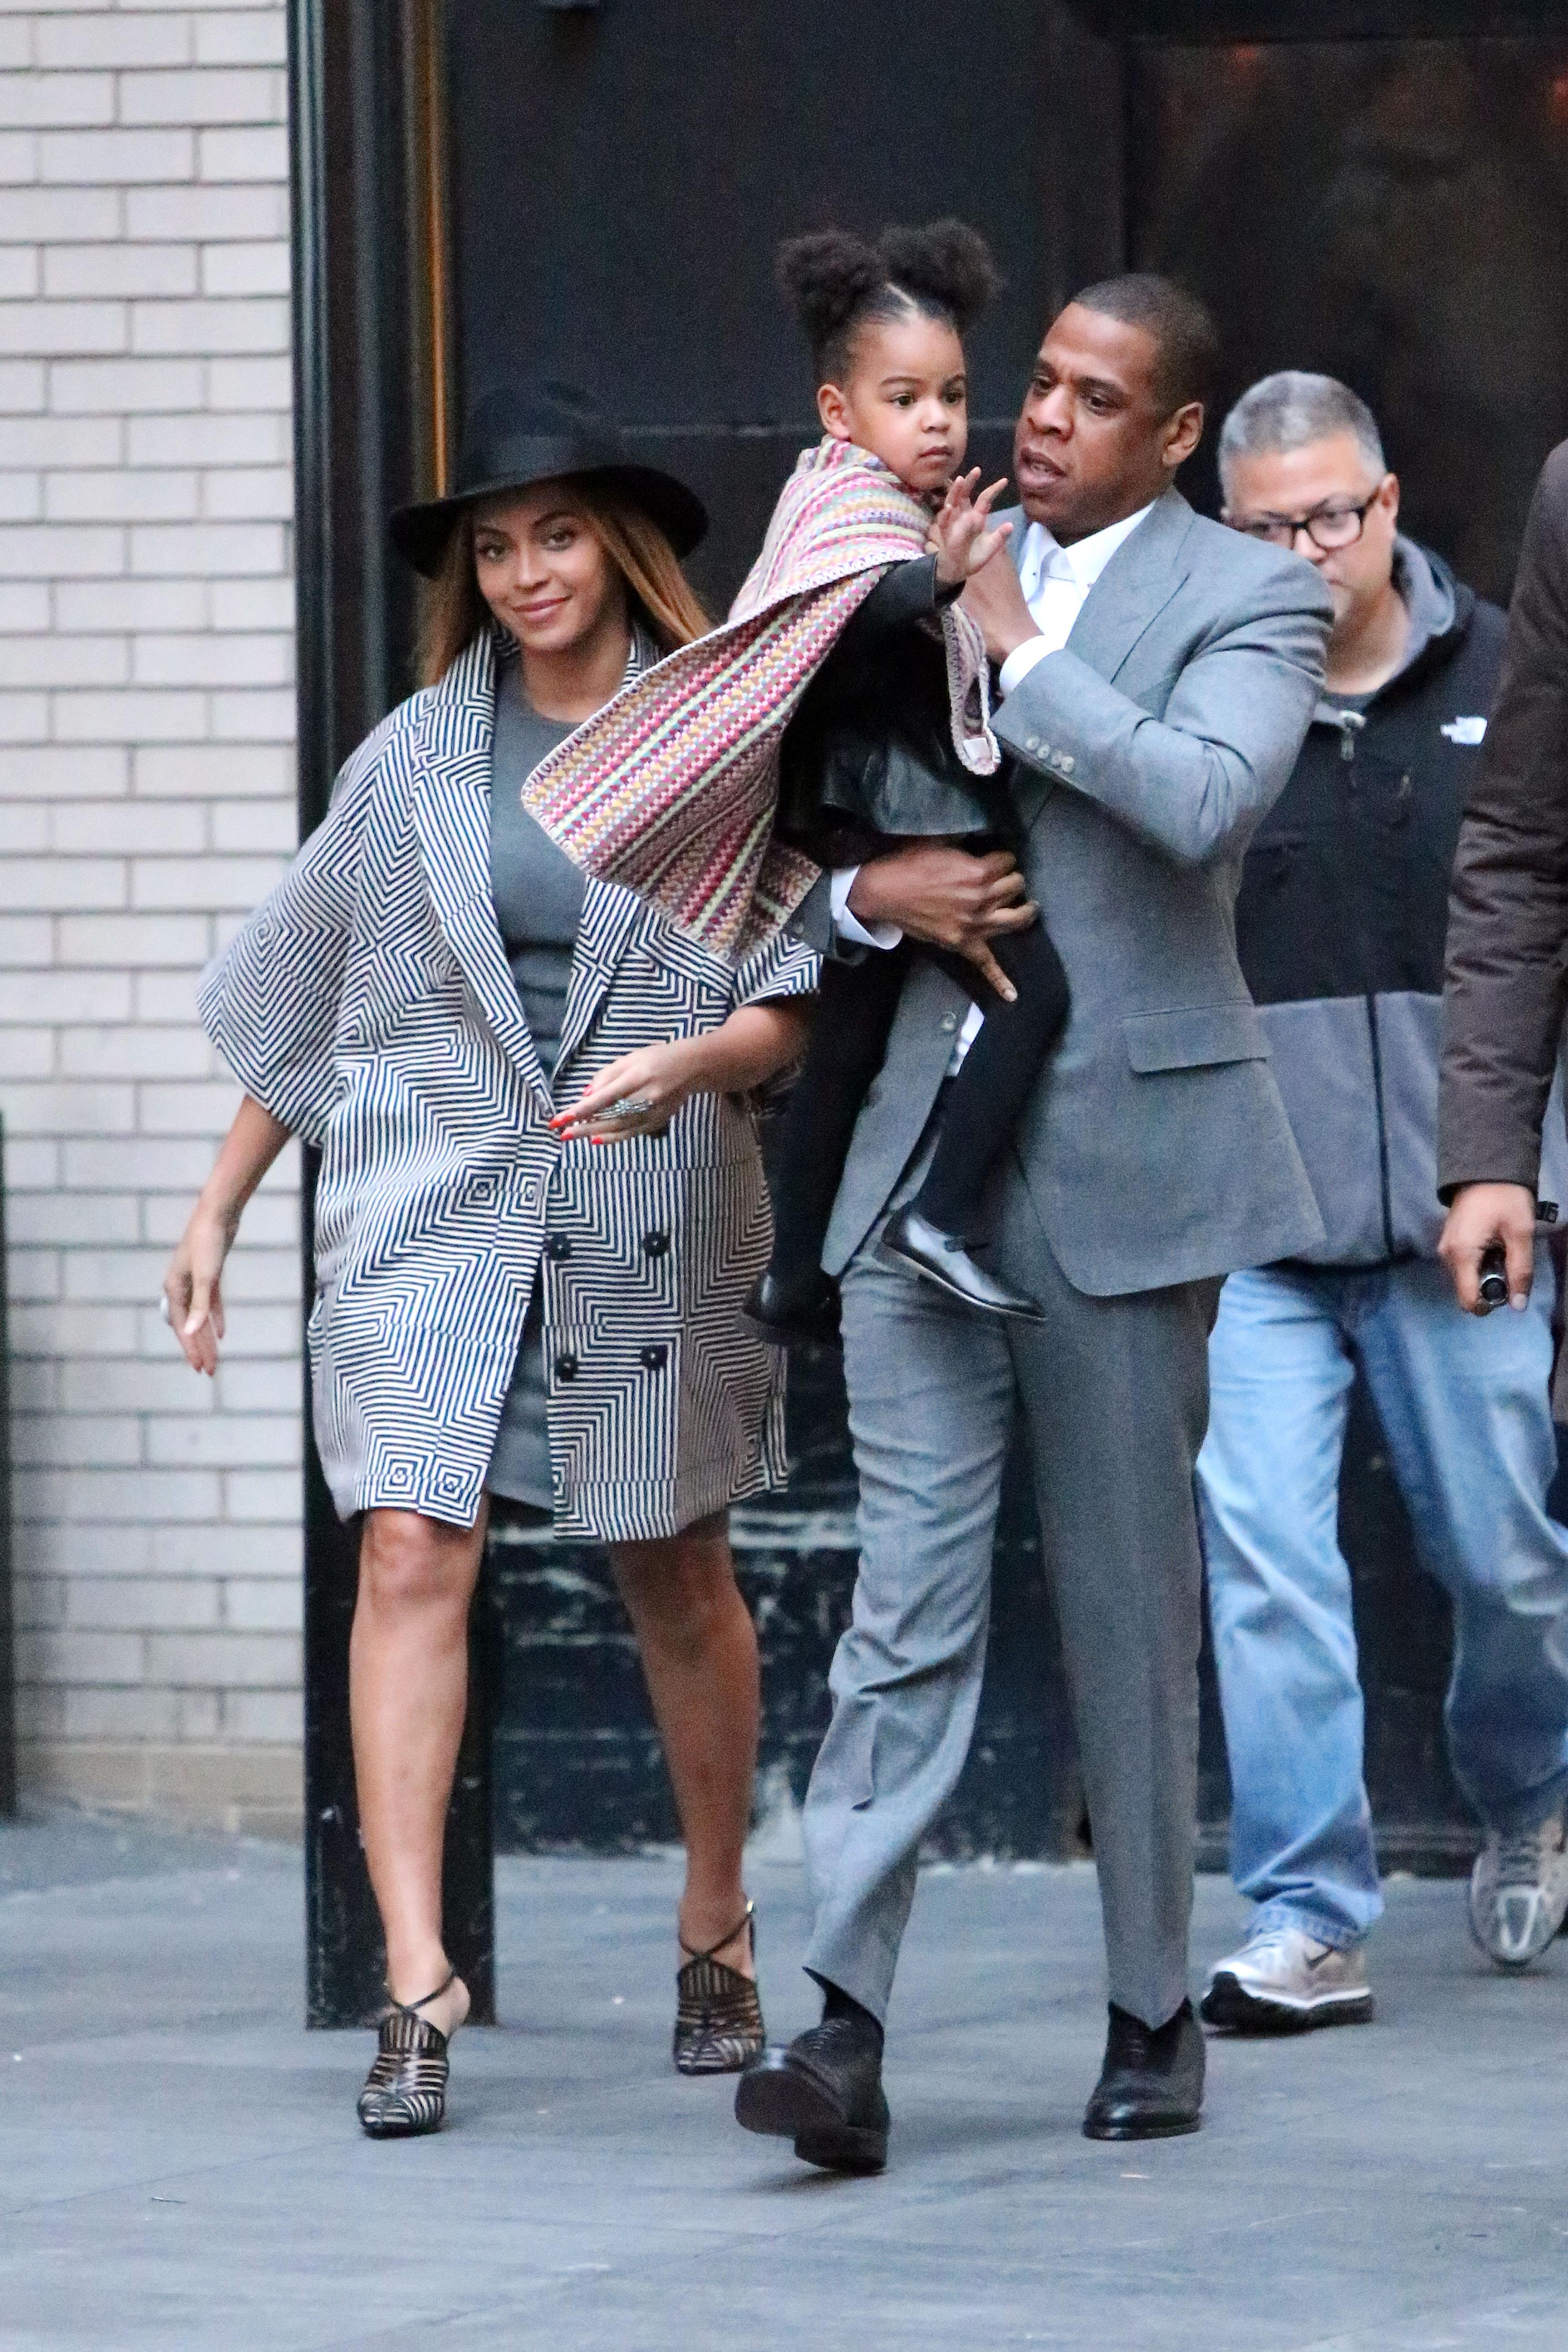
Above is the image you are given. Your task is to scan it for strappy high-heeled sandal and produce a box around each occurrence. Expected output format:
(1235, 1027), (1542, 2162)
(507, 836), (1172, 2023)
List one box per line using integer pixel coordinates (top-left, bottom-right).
(673, 1901), (765, 2077)
(357, 1970), (457, 2139)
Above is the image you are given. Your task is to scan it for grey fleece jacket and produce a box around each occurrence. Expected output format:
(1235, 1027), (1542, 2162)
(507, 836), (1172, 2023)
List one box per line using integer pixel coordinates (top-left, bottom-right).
(1233, 537), (1567, 1267)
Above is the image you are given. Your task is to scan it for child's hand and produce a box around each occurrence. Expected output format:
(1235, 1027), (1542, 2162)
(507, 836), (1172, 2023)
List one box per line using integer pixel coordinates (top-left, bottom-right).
(927, 469), (1012, 587)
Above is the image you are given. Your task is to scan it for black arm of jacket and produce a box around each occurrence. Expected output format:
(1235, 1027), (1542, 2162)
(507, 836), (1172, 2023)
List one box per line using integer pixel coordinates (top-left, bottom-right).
(775, 556), (998, 861)
(1439, 441), (1568, 1198)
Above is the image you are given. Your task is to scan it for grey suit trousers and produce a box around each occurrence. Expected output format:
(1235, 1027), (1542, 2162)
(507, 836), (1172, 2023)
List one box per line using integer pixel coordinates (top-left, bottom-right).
(800, 1163), (1220, 2030)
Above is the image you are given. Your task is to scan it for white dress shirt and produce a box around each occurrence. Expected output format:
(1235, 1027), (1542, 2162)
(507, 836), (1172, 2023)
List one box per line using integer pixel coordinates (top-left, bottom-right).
(833, 502), (1154, 1067)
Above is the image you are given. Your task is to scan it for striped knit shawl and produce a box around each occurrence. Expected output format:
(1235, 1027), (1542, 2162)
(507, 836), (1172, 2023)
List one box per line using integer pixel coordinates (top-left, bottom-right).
(519, 438), (1000, 965)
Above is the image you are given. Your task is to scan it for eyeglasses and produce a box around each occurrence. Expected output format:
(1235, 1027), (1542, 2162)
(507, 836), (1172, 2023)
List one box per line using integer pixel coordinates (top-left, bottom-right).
(1223, 491), (1384, 553)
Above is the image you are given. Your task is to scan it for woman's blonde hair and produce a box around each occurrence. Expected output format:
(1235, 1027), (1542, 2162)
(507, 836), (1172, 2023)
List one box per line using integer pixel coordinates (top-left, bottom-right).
(416, 480), (709, 687)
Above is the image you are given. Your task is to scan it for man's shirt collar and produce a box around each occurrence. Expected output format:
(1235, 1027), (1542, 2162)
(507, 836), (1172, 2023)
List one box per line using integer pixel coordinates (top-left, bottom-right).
(1017, 500), (1155, 603)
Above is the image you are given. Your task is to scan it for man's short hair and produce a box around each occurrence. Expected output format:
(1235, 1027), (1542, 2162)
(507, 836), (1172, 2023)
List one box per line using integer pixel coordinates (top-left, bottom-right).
(1069, 273), (1220, 415)
(1218, 371), (1386, 496)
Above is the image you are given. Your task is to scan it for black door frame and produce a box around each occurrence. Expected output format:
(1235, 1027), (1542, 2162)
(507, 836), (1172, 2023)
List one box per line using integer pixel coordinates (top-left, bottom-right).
(287, 0), (482, 2029)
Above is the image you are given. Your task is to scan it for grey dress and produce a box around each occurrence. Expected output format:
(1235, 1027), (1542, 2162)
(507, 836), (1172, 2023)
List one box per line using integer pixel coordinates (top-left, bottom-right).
(484, 659), (584, 1512)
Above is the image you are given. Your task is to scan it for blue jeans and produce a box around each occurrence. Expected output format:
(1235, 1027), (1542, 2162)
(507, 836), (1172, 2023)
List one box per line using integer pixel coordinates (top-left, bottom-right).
(1196, 1254), (1568, 1948)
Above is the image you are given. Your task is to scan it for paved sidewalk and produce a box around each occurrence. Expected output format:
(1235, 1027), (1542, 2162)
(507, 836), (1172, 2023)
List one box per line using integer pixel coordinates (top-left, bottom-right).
(3, 1811), (1568, 2350)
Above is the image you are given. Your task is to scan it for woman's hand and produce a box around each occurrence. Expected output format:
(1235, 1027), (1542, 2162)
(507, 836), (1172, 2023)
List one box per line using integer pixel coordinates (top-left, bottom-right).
(549, 1039), (706, 1143)
(163, 1201), (238, 1376)
(161, 1094), (291, 1374)
(549, 1002), (813, 1144)
(927, 468), (1012, 587)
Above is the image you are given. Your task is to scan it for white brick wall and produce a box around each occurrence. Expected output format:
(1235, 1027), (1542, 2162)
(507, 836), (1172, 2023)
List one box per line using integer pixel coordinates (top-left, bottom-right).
(0, 4), (302, 1836)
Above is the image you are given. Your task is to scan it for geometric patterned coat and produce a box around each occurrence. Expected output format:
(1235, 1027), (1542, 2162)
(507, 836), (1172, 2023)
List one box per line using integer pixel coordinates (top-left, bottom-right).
(197, 625), (820, 1540)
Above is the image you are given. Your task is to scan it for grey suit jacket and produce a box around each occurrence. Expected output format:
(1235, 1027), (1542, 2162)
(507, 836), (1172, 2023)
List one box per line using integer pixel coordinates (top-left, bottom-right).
(817, 486), (1334, 1298)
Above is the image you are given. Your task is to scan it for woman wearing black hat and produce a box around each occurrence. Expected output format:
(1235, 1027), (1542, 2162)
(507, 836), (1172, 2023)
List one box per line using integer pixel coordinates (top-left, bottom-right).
(161, 386), (819, 2136)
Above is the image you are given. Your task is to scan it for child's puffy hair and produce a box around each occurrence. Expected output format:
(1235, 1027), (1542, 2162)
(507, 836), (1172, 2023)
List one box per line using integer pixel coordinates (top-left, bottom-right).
(776, 219), (1003, 383)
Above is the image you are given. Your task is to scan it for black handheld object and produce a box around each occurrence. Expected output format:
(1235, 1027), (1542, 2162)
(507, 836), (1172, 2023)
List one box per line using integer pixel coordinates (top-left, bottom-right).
(1477, 1243), (1510, 1312)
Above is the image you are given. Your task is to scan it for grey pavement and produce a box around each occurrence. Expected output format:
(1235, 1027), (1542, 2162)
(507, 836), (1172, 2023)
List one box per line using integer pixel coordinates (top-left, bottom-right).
(3, 1810), (1568, 2351)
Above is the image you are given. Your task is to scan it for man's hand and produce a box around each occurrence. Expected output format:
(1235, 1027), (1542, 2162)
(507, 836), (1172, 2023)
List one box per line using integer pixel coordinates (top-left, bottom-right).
(1437, 1181), (1538, 1314)
(960, 544), (1043, 666)
(926, 468), (1012, 587)
(847, 843), (1037, 1001)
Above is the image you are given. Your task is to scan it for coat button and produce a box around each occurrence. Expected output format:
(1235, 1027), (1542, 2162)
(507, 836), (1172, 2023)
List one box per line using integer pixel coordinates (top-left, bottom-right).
(940, 1012), (958, 1034)
(642, 1231), (670, 1258)
(544, 1232), (572, 1261)
(554, 1352), (578, 1382)
(1026, 734), (1041, 752)
(640, 1345), (668, 1372)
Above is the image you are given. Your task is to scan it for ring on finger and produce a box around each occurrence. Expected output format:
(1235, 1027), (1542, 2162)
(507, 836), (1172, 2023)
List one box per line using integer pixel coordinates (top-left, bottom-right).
(602, 1093), (655, 1122)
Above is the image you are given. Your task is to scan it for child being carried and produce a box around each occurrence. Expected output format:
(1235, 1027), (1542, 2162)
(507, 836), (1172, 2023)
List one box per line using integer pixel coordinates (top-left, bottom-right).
(745, 220), (1069, 1342)
(511, 219), (1070, 1337)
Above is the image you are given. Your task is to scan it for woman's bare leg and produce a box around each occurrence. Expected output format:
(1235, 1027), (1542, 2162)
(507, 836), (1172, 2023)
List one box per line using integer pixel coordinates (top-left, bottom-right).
(610, 1513), (760, 1975)
(349, 1504), (488, 2036)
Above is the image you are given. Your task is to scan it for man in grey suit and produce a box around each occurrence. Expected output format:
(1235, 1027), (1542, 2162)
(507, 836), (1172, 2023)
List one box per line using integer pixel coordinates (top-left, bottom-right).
(736, 277), (1333, 2174)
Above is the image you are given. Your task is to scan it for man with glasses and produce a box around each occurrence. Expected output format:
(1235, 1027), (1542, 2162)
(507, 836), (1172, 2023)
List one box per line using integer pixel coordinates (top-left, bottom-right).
(1196, 372), (1568, 2032)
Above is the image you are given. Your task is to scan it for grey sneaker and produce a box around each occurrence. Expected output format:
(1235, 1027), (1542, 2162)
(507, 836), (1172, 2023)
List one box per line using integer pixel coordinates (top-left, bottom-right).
(1200, 1922), (1374, 2034)
(1468, 1811), (1568, 1971)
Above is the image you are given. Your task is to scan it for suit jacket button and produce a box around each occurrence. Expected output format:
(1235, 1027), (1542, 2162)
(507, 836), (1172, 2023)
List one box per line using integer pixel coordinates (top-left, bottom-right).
(554, 1352), (578, 1382)
(940, 1012), (958, 1034)
(642, 1231), (670, 1258)
(545, 1232), (572, 1261)
(1026, 734), (1041, 752)
(1059, 753), (1074, 773)
(641, 1345), (668, 1372)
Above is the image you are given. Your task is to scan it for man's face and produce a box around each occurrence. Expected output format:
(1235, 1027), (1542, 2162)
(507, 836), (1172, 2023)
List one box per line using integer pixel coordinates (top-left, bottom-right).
(1222, 435), (1399, 632)
(1013, 302), (1202, 543)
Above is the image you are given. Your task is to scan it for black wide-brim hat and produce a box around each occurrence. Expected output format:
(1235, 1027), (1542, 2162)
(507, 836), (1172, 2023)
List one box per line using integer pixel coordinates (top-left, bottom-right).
(388, 380), (708, 577)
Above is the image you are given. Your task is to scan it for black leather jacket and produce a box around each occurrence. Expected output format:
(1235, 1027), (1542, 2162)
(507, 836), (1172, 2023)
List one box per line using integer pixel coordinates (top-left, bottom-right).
(776, 554), (1013, 864)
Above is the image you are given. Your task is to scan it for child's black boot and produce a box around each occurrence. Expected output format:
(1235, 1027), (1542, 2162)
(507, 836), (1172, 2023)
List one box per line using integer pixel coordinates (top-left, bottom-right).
(743, 1263), (843, 1348)
(880, 1208), (1044, 1321)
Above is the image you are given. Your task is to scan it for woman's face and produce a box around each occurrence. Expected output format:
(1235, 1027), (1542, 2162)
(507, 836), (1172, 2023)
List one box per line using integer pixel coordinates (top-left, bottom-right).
(471, 484), (625, 656)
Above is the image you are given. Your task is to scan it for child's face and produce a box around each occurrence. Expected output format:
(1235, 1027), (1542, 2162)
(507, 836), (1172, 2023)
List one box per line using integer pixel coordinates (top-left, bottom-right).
(817, 310), (969, 496)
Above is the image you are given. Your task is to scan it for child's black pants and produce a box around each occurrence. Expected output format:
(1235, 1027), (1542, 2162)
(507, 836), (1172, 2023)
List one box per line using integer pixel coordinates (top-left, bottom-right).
(767, 919), (1070, 1277)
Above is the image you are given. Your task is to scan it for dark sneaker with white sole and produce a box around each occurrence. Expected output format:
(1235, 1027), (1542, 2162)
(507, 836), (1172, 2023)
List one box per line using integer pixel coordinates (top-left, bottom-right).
(1201, 1922), (1374, 2033)
(1468, 1811), (1568, 1970)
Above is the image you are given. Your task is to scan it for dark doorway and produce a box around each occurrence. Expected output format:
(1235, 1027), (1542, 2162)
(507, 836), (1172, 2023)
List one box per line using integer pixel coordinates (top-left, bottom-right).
(442, 0), (1097, 612)
(1123, 22), (1568, 1864)
(1126, 35), (1568, 597)
(293, 1), (1568, 2019)
(443, 6), (1568, 1872)
(441, 0), (1104, 1867)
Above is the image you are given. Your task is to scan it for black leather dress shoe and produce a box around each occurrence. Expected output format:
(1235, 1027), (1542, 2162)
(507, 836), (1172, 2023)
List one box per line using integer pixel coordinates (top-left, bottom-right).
(734, 2016), (889, 2174)
(1083, 1998), (1205, 2141)
(880, 1210), (1045, 1321)
(741, 1266), (842, 1348)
